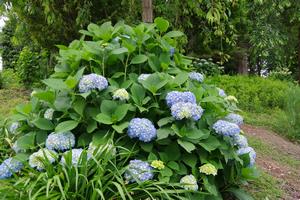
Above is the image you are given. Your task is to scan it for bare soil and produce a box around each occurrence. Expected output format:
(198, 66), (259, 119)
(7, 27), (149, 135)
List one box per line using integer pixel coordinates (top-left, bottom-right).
(242, 125), (300, 200)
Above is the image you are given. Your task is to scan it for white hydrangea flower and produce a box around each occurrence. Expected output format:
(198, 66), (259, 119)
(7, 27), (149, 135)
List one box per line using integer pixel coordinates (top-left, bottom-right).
(44, 108), (55, 120)
(112, 88), (129, 101)
(29, 149), (58, 171)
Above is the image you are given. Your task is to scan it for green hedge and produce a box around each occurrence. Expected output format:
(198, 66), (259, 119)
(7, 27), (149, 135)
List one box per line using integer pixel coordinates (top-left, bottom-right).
(206, 75), (293, 112)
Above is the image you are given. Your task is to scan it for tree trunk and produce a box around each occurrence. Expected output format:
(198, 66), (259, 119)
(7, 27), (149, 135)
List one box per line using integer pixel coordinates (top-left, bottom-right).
(298, 26), (300, 83)
(142, 0), (153, 23)
(237, 51), (249, 75)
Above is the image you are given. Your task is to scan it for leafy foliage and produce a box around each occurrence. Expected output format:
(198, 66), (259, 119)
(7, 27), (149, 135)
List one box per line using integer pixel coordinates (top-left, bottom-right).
(206, 75), (294, 112)
(16, 46), (50, 87)
(2, 19), (256, 199)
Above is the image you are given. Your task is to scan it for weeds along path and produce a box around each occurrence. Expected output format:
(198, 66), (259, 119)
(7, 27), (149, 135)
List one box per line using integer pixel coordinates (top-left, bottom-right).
(242, 125), (300, 200)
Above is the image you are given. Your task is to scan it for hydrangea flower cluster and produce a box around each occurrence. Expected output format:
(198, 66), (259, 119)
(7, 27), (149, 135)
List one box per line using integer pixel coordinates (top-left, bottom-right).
(225, 95), (238, 103)
(45, 132), (75, 151)
(180, 175), (198, 191)
(232, 134), (248, 148)
(61, 148), (91, 166)
(199, 163), (217, 176)
(212, 120), (240, 137)
(237, 147), (256, 167)
(188, 72), (204, 83)
(151, 160), (165, 170)
(224, 113), (244, 126)
(0, 158), (23, 179)
(78, 73), (108, 93)
(29, 149), (58, 171)
(124, 160), (153, 182)
(171, 102), (203, 121)
(218, 88), (227, 97)
(138, 74), (151, 82)
(44, 108), (55, 120)
(9, 122), (20, 134)
(166, 91), (196, 107)
(127, 118), (157, 142)
(112, 88), (129, 101)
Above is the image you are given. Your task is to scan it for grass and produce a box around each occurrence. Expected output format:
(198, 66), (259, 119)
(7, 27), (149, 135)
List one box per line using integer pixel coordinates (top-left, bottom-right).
(0, 87), (29, 121)
(246, 170), (284, 200)
(242, 109), (299, 142)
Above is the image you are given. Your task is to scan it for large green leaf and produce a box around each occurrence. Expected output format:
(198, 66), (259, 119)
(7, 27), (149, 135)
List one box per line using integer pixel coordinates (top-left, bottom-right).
(154, 17), (169, 32)
(55, 120), (79, 132)
(42, 78), (69, 90)
(130, 83), (145, 105)
(112, 122), (129, 133)
(141, 73), (169, 94)
(16, 132), (36, 149)
(130, 54), (148, 64)
(164, 30), (184, 38)
(156, 128), (173, 140)
(33, 91), (55, 104)
(199, 136), (221, 152)
(177, 139), (196, 153)
(32, 118), (54, 130)
(113, 104), (130, 122)
(73, 96), (86, 116)
(100, 100), (118, 116)
(95, 113), (113, 125)
(111, 47), (128, 55)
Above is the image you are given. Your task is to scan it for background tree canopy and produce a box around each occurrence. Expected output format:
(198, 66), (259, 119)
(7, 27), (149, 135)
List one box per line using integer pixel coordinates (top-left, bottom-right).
(0, 0), (300, 84)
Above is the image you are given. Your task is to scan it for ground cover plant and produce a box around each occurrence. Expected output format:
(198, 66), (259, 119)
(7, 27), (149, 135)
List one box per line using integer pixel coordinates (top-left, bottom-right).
(0, 18), (257, 199)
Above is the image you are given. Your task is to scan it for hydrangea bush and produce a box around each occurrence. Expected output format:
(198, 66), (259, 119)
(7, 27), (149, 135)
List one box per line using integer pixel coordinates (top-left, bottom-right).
(0, 18), (257, 199)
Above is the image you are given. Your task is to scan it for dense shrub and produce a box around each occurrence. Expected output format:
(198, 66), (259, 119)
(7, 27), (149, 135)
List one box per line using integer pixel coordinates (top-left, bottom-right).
(284, 87), (300, 140)
(0, 68), (21, 88)
(206, 75), (293, 112)
(0, 19), (257, 199)
(268, 67), (294, 82)
(192, 58), (224, 76)
(16, 46), (50, 88)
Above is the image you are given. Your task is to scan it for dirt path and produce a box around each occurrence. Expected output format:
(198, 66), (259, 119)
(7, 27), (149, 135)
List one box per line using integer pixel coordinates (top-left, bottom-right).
(242, 125), (300, 200)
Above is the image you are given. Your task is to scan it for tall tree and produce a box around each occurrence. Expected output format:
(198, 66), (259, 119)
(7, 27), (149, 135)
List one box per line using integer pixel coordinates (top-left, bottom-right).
(142, 0), (153, 23)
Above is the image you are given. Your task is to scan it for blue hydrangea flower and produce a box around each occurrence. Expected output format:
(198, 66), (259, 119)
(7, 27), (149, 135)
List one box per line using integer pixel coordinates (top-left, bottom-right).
(232, 134), (248, 148)
(166, 91), (196, 107)
(44, 108), (55, 120)
(170, 47), (175, 57)
(46, 132), (75, 151)
(217, 88), (227, 97)
(124, 159), (153, 182)
(180, 175), (198, 191)
(138, 74), (151, 83)
(224, 113), (244, 126)
(9, 122), (20, 134)
(189, 72), (204, 83)
(60, 149), (91, 166)
(212, 120), (240, 137)
(237, 146), (256, 167)
(171, 102), (204, 121)
(29, 149), (58, 171)
(127, 118), (156, 142)
(78, 73), (108, 93)
(0, 158), (23, 179)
